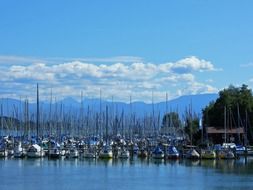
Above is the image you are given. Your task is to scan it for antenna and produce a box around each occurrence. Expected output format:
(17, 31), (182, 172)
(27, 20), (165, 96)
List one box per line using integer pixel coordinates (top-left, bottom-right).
(166, 92), (168, 114)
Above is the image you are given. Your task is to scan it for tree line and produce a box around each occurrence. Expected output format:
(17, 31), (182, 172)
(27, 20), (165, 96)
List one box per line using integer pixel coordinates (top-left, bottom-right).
(162, 84), (253, 145)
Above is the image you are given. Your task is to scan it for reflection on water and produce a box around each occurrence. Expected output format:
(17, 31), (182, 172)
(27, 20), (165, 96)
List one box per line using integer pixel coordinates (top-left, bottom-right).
(1, 157), (253, 190)
(196, 158), (253, 175)
(2, 156), (253, 172)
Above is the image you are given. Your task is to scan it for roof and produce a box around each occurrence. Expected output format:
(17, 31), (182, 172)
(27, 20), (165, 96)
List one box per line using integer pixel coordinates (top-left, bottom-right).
(206, 127), (244, 134)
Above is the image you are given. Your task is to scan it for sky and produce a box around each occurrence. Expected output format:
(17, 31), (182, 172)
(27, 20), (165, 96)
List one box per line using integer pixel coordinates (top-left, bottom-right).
(0, 0), (253, 102)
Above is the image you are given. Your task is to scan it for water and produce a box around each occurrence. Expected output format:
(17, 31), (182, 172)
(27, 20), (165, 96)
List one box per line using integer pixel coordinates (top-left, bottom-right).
(1, 157), (253, 190)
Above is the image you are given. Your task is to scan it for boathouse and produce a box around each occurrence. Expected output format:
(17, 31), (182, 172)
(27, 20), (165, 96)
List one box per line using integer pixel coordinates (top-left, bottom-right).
(206, 126), (245, 144)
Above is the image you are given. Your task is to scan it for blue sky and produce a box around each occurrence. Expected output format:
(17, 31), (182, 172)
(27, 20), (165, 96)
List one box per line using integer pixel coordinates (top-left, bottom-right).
(0, 0), (253, 102)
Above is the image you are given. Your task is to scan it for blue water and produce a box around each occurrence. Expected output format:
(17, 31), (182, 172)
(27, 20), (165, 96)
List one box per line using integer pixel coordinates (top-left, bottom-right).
(0, 158), (253, 190)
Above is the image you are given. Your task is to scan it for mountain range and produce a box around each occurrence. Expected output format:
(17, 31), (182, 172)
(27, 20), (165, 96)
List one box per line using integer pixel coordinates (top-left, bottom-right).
(0, 93), (218, 118)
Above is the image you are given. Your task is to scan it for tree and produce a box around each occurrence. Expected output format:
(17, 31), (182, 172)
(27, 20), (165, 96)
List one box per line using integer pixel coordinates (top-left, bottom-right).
(162, 112), (181, 128)
(202, 84), (253, 144)
(184, 111), (201, 145)
(161, 112), (181, 135)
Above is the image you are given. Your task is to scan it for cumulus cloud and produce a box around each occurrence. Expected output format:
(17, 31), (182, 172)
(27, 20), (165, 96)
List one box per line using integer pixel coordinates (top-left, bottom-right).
(0, 55), (219, 102)
(185, 82), (218, 94)
(173, 57), (211, 73)
(160, 73), (195, 83)
(159, 56), (218, 74)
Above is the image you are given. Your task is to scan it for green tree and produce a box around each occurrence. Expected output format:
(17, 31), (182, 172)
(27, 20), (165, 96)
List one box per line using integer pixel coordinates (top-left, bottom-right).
(184, 112), (200, 145)
(202, 84), (253, 144)
(162, 112), (181, 128)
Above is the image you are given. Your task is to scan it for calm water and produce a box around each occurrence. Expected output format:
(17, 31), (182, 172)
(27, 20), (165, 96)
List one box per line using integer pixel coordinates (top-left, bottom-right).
(1, 157), (253, 190)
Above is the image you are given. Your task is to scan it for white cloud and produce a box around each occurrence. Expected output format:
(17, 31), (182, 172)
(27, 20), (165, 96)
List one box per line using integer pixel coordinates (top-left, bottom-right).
(184, 81), (218, 95)
(173, 56), (215, 72)
(9, 63), (55, 81)
(160, 73), (195, 83)
(0, 56), (219, 102)
(158, 56), (215, 74)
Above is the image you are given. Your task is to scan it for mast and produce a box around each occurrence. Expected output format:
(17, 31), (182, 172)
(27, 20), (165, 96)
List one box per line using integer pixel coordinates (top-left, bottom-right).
(129, 95), (132, 141)
(49, 88), (52, 137)
(95, 113), (99, 137)
(245, 110), (248, 146)
(166, 92), (168, 114)
(87, 105), (90, 137)
(24, 98), (29, 139)
(99, 89), (102, 140)
(60, 102), (63, 141)
(152, 91), (155, 136)
(80, 91), (84, 137)
(165, 92), (169, 134)
(18, 97), (22, 138)
(121, 110), (124, 138)
(105, 105), (108, 145)
(36, 83), (40, 140)
(111, 96), (114, 136)
(0, 100), (3, 137)
(190, 100), (193, 146)
(237, 103), (241, 143)
(224, 106), (227, 143)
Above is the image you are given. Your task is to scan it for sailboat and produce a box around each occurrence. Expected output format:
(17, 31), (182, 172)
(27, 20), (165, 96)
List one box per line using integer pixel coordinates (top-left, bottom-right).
(152, 146), (165, 159)
(0, 142), (8, 158)
(65, 146), (79, 158)
(49, 147), (61, 159)
(118, 146), (130, 159)
(14, 142), (26, 158)
(217, 149), (235, 159)
(99, 145), (113, 159)
(166, 145), (180, 159)
(185, 148), (200, 159)
(27, 144), (45, 158)
(99, 106), (113, 159)
(185, 102), (200, 160)
(48, 140), (61, 159)
(217, 106), (235, 159)
(82, 139), (97, 159)
(137, 146), (148, 158)
(82, 147), (97, 159)
(201, 149), (216, 159)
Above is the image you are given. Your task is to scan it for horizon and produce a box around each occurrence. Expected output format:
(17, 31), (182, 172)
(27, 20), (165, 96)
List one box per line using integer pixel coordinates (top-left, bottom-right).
(0, 91), (218, 104)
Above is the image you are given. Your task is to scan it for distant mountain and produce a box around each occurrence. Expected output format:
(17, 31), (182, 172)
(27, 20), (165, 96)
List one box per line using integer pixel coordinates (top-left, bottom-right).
(162, 93), (219, 114)
(0, 94), (218, 118)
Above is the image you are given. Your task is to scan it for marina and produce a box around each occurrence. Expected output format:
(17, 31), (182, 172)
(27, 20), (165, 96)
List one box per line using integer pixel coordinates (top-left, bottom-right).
(1, 1), (253, 189)
(1, 83), (253, 190)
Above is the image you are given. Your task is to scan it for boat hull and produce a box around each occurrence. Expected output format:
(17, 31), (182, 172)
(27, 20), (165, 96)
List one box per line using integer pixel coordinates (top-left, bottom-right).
(14, 151), (26, 158)
(27, 151), (45, 158)
(201, 150), (216, 159)
(0, 150), (8, 158)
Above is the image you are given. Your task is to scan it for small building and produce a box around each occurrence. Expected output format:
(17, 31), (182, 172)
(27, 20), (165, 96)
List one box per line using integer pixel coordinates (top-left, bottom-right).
(206, 126), (245, 144)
